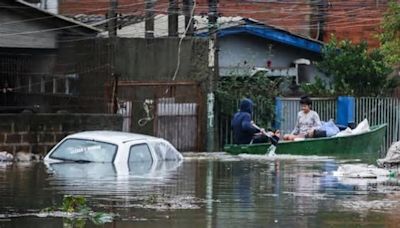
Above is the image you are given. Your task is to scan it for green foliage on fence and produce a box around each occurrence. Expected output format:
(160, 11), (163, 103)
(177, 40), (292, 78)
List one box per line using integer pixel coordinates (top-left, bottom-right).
(302, 38), (397, 97)
(215, 75), (282, 128)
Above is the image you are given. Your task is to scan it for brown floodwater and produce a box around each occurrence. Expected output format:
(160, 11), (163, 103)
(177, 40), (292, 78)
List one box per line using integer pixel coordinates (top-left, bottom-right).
(1, 153), (400, 228)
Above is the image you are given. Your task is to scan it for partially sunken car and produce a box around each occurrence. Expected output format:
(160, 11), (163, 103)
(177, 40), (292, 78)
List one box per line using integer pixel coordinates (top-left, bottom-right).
(44, 131), (183, 163)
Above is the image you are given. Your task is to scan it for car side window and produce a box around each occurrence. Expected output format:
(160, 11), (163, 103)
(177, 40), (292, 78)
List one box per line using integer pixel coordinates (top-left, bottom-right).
(129, 143), (153, 163)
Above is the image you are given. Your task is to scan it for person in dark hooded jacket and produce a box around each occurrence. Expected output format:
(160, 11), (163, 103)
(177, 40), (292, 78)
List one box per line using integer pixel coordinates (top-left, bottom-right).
(231, 98), (279, 145)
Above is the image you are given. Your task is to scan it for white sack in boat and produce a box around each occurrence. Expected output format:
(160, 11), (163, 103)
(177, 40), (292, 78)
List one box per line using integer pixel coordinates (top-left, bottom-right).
(335, 119), (370, 137)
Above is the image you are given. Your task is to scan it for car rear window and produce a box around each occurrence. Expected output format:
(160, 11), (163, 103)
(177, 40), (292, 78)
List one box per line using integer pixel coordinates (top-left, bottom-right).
(50, 138), (117, 162)
(129, 144), (153, 162)
(152, 140), (183, 161)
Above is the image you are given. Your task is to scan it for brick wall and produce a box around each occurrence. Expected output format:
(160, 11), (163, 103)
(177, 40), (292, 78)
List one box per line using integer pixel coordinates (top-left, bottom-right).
(59, 0), (169, 15)
(0, 114), (123, 156)
(324, 0), (389, 48)
(59, 0), (312, 36)
(198, 0), (313, 37)
(59, 0), (391, 46)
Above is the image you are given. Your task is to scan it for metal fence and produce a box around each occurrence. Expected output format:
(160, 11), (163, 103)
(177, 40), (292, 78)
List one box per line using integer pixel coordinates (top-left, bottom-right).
(111, 81), (204, 152)
(218, 97), (400, 155)
(355, 97), (400, 151)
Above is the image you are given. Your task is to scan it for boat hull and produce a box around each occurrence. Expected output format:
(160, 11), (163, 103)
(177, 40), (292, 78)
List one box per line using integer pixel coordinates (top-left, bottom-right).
(224, 124), (387, 162)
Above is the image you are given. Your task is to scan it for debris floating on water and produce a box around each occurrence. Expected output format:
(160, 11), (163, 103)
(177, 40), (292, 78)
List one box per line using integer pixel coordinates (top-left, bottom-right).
(333, 164), (390, 179)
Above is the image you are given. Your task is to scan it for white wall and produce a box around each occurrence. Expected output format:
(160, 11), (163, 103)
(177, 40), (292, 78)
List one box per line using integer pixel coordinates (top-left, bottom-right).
(218, 33), (322, 83)
(41, 0), (58, 14)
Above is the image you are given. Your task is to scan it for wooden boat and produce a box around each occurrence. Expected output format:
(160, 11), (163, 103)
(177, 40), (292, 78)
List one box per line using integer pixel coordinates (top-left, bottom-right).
(224, 124), (387, 162)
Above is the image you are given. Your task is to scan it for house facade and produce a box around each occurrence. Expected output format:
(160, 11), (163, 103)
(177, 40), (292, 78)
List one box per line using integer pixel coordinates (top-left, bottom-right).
(0, 0), (106, 113)
(198, 19), (323, 93)
(114, 16), (323, 85)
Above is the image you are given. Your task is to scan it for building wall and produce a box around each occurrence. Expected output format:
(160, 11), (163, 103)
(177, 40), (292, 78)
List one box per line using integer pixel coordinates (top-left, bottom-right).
(58, 0), (393, 48)
(59, 0), (168, 15)
(0, 38), (111, 113)
(59, 0), (312, 36)
(323, 0), (389, 48)
(0, 113), (122, 155)
(218, 34), (320, 82)
(198, 0), (313, 37)
(115, 37), (209, 81)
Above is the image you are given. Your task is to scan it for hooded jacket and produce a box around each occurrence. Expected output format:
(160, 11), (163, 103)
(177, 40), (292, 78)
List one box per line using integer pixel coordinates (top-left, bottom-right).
(231, 98), (260, 144)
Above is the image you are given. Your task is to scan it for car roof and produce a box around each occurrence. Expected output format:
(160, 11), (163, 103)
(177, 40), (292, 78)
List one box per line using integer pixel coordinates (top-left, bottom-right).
(65, 131), (160, 144)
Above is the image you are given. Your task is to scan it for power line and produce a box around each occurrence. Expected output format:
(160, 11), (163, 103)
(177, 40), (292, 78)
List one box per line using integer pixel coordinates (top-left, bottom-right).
(0, 3), (389, 38)
(171, 0), (197, 81)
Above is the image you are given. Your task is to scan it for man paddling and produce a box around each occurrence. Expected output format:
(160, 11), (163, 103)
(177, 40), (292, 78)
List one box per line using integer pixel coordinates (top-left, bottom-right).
(231, 98), (280, 145)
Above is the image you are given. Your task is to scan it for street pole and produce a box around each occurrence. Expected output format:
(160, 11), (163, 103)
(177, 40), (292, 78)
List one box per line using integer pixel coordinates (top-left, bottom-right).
(108, 0), (118, 38)
(207, 0), (218, 151)
(183, 0), (194, 36)
(168, 0), (179, 37)
(145, 0), (155, 38)
(108, 0), (118, 113)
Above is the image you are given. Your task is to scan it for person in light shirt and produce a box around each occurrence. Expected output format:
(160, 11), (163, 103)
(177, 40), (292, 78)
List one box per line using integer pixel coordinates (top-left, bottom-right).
(284, 96), (322, 140)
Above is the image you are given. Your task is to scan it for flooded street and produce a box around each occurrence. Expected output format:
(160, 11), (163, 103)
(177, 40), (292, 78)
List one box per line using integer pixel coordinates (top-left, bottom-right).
(1, 153), (400, 227)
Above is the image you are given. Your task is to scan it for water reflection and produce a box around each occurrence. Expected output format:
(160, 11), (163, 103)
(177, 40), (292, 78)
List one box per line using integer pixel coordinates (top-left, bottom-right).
(45, 159), (183, 196)
(1, 154), (400, 227)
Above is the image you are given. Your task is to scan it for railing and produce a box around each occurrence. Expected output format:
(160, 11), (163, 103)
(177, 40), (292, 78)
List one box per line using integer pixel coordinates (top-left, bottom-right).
(218, 97), (400, 156)
(355, 97), (400, 152)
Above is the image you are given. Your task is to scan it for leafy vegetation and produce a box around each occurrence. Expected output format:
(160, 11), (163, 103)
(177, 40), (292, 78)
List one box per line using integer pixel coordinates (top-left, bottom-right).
(379, 1), (400, 66)
(302, 38), (396, 97)
(42, 195), (117, 227)
(215, 74), (284, 127)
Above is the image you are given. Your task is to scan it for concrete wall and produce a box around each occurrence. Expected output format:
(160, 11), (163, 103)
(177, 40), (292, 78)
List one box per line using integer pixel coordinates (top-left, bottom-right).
(0, 114), (123, 155)
(219, 34), (321, 82)
(115, 37), (209, 81)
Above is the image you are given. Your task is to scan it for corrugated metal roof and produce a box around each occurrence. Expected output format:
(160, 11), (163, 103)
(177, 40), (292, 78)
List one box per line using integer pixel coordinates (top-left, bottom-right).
(197, 19), (324, 54)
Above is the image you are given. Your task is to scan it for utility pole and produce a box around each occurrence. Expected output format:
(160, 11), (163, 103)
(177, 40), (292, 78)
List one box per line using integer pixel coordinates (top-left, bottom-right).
(145, 0), (155, 38)
(207, 0), (218, 151)
(183, 0), (194, 36)
(108, 0), (118, 113)
(108, 0), (118, 38)
(168, 0), (179, 37)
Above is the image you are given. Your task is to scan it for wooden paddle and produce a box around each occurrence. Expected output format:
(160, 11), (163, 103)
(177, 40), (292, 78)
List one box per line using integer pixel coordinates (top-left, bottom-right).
(251, 121), (280, 146)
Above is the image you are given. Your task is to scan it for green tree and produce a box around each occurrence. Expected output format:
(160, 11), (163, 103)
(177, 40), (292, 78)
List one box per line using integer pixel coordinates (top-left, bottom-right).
(306, 38), (395, 96)
(215, 75), (282, 128)
(379, 1), (400, 66)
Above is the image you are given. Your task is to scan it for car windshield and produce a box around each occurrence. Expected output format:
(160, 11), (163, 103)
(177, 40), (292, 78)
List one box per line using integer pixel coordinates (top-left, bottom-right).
(50, 138), (117, 162)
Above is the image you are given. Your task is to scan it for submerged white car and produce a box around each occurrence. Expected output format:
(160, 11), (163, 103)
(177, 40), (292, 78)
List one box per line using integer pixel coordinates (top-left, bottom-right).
(44, 131), (183, 163)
